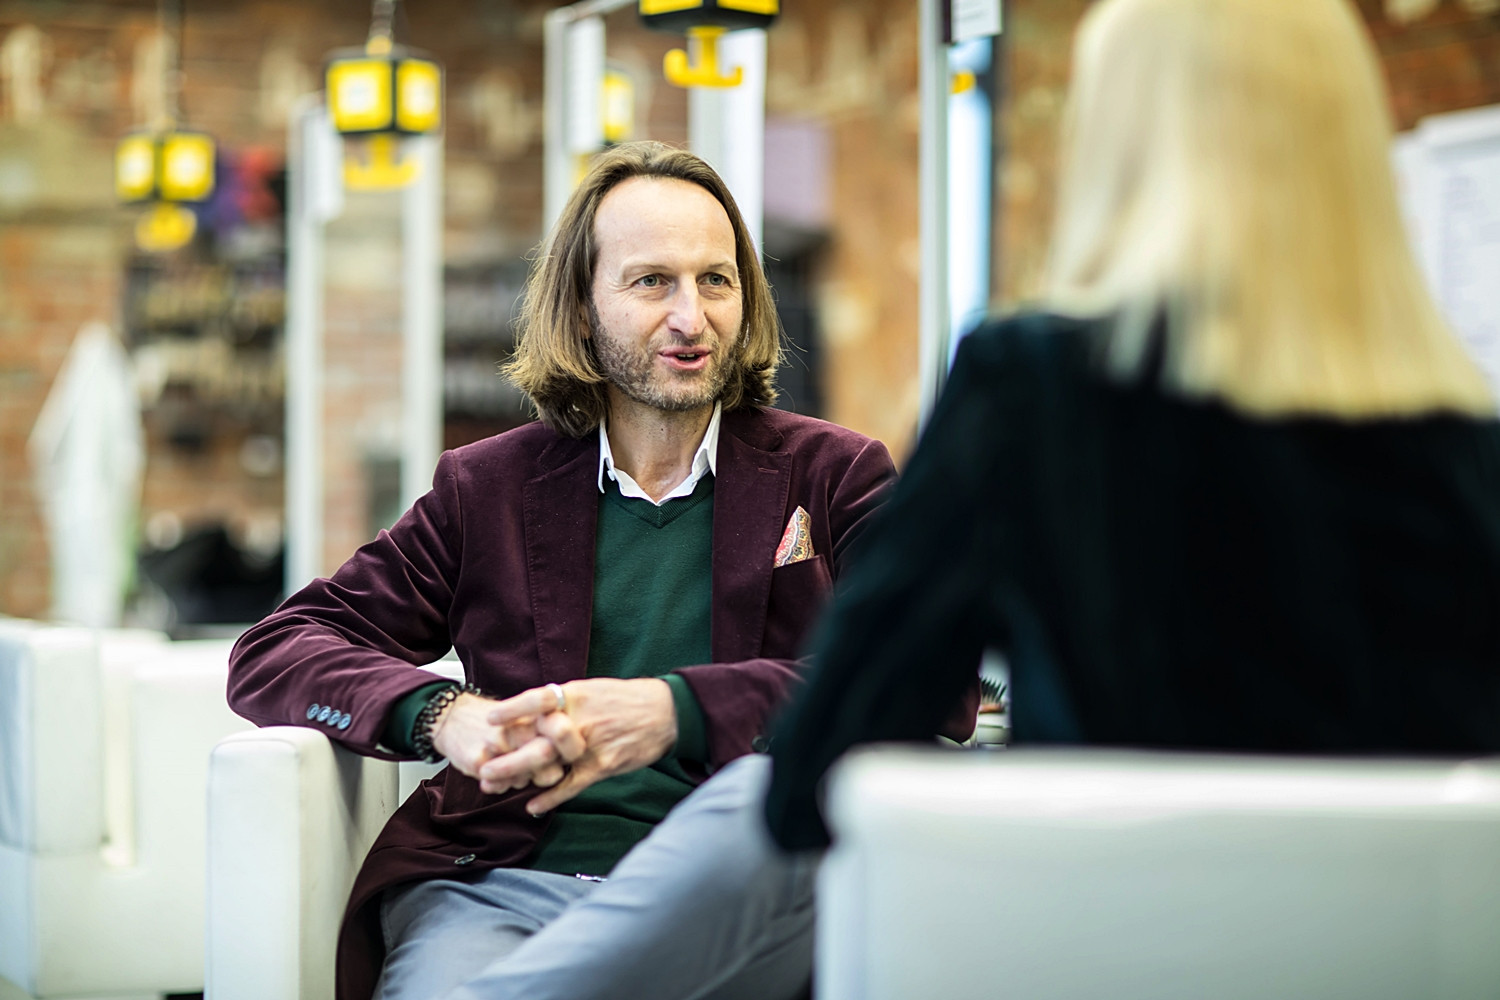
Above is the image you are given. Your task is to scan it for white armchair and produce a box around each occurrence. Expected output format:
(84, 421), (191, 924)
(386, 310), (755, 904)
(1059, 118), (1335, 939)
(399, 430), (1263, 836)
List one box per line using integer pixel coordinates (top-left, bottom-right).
(817, 747), (1500, 1000)
(0, 620), (248, 1000)
(204, 663), (459, 1000)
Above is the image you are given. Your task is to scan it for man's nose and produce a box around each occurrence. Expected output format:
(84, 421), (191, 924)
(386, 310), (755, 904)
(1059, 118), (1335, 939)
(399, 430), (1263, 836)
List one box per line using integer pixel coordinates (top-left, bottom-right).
(664, 284), (707, 338)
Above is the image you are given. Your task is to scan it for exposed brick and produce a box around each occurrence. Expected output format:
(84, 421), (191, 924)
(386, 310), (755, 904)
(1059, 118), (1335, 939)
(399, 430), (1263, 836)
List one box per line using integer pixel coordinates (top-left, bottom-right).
(4, 0), (1494, 620)
(995, 0), (1500, 301)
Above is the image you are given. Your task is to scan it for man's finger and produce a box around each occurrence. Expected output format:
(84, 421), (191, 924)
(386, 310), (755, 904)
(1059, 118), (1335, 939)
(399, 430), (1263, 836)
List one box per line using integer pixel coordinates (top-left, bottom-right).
(530, 762), (566, 789)
(498, 717), (540, 751)
(478, 735), (558, 791)
(486, 684), (567, 727)
(482, 722), (529, 758)
(535, 711), (587, 763)
(527, 760), (600, 814)
(486, 680), (573, 728)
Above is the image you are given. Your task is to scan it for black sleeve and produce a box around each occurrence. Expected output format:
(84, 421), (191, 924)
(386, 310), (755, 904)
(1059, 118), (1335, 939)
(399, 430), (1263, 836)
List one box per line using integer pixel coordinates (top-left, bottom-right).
(765, 321), (1026, 850)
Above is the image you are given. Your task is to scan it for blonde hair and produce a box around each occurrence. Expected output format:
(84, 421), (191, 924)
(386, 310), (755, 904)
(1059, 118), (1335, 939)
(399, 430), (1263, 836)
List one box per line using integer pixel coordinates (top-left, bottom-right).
(1044, 0), (1492, 417)
(504, 141), (782, 438)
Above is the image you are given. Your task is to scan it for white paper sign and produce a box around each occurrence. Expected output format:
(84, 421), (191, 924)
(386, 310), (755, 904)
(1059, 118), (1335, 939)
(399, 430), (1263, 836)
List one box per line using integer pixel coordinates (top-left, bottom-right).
(1394, 104), (1500, 397)
(951, 0), (1002, 44)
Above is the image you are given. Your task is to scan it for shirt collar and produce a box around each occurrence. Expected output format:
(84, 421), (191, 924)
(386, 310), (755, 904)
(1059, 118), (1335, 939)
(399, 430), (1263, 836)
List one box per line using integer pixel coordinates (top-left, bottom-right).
(598, 402), (721, 506)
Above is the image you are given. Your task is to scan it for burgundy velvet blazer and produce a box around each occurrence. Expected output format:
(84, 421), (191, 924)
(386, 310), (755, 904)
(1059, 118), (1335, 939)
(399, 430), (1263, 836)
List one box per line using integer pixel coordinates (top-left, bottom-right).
(226, 405), (896, 1000)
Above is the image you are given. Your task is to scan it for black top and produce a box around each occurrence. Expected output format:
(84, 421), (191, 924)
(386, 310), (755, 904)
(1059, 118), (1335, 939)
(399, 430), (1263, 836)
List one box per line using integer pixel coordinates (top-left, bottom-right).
(765, 313), (1500, 850)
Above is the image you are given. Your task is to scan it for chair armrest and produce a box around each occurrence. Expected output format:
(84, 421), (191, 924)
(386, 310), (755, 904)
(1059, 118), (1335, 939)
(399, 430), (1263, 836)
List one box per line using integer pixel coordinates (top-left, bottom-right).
(206, 727), (400, 1000)
(817, 747), (1500, 1000)
(0, 621), (102, 854)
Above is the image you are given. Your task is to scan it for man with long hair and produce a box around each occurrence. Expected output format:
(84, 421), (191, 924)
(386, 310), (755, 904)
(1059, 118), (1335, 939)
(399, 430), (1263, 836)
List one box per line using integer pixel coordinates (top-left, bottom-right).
(229, 142), (896, 1000)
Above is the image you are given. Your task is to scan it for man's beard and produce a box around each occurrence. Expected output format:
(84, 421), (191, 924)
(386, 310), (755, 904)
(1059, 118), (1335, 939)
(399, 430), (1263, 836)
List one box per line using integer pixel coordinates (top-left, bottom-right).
(589, 303), (737, 413)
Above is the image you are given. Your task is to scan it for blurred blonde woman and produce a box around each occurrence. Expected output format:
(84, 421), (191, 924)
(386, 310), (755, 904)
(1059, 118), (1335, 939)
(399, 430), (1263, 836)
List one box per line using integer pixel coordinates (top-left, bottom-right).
(767, 0), (1500, 850)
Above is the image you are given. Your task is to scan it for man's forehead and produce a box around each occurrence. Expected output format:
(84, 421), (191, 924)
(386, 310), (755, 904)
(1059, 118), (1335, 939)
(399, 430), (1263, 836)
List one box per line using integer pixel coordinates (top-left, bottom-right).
(593, 176), (735, 253)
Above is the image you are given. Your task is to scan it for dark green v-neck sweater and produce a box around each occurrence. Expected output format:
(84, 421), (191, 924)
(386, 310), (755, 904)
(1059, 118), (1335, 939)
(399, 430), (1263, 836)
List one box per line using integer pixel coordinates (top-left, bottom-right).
(524, 474), (714, 877)
(382, 475), (716, 877)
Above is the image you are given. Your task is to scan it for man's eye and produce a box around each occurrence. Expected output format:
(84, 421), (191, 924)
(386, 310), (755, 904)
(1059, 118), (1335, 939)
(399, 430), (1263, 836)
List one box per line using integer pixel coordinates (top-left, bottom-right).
(704, 273), (729, 286)
(637, 274), (662, 287)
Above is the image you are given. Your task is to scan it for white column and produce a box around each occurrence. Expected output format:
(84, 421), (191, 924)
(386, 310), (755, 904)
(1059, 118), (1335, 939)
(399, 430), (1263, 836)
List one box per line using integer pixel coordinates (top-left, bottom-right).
(567, 17), (606, 159)
(283, 97), (342, 593)
(400, 134), (445, 512)
(543, 0), (631, 233)
(688, 28), (766, 256)
(918, 0), (951, 425)
(544, 8), (576, 233)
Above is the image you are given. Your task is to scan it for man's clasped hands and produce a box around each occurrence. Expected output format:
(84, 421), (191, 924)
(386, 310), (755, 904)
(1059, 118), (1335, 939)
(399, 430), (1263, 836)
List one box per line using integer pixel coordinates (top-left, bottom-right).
(429, 678), (680, 815)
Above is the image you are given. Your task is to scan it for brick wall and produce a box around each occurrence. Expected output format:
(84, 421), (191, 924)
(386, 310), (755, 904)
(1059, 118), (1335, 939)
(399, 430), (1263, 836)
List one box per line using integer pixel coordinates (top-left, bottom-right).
(0, 1), (563, 615)
(0, 70), (123, 612)
(1360, 0), (1500, 129)
(993, 0), (1500, 306)
(765, 0), (926, 458)
(2, 0), (925, 617)
(0, 213), (122, 617)
(992, 0), (1089, 308)
(7, 0), (1492, 620)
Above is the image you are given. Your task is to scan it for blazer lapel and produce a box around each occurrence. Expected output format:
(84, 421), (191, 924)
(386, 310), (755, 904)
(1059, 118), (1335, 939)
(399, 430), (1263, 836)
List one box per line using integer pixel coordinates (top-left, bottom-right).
(522, 438), (599, 681)
(711, 412), (791, 663)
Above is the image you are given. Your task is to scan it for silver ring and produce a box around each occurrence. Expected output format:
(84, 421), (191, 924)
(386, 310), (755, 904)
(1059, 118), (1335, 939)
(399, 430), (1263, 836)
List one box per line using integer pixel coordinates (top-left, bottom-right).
(544, 682), (567, 713)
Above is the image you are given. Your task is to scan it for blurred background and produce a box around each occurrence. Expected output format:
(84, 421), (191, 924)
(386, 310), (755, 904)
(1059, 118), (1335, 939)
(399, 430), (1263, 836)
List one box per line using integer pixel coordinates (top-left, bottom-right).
(0, 0), (1497, 636)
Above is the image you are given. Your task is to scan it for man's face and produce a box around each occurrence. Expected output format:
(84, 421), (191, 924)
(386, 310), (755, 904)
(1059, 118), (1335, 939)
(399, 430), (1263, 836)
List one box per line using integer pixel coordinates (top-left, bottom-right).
(589, 176), (744, 416)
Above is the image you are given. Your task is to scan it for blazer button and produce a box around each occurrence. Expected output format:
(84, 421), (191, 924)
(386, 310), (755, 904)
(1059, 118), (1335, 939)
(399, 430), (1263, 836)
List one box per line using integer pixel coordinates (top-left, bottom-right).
(306, 704), (320, 720)
(337, 713), (352, 730)
(751, 735), (770, 753)
(317, 706), (334, 723)
(454, 853), (477, 866)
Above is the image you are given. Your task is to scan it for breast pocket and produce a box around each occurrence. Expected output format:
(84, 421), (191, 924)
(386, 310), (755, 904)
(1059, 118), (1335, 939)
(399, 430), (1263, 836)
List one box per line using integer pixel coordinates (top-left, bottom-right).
(762, 553), (833, 659)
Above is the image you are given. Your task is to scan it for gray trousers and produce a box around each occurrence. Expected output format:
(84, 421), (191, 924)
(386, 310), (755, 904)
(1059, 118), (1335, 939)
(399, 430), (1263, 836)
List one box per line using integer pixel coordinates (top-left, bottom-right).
(373, 755), (817, 1000)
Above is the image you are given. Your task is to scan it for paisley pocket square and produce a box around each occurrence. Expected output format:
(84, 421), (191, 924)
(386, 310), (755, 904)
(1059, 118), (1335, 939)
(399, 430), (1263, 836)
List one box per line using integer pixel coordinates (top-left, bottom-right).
(774, 506), (815, 567)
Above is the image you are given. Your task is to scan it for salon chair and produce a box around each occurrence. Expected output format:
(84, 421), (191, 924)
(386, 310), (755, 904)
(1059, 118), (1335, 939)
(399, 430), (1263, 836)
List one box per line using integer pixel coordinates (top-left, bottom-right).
(204, 662), (460, 1000)
(817, 746), (1500, 1000)
(0, 619), (246, 1000)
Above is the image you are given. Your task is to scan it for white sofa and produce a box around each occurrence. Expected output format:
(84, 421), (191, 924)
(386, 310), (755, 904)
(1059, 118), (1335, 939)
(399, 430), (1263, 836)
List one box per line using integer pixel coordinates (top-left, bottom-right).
(204, 665), (458, 1000)
(0, 620), (250, 1000)
(817, 746), (1500, 1000)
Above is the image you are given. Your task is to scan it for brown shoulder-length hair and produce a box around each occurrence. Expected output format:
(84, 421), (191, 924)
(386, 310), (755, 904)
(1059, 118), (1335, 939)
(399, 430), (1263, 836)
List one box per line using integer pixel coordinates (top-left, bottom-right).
(503, 141), (782, 438)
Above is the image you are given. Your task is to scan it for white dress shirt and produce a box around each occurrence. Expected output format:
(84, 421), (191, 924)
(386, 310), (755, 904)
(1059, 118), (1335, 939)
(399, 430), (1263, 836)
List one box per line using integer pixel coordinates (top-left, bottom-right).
(597, 402), (722, 506)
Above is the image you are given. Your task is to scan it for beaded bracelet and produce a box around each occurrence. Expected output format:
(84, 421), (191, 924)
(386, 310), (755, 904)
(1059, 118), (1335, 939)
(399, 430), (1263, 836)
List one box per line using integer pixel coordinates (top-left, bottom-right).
(411, 683), (484, 763)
